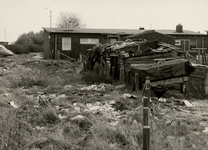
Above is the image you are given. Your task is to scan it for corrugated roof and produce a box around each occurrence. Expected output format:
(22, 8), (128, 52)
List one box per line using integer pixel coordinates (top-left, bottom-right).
(42, 27), (206, 36)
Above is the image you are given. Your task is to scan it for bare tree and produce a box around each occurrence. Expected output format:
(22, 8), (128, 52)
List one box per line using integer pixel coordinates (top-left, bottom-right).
(56, 12), (86, 28)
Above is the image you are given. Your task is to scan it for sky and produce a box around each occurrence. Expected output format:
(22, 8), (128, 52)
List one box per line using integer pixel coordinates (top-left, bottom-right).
(0, 0), (208, 43)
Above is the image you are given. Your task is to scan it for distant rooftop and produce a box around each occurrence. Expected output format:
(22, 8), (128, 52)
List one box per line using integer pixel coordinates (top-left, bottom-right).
(42, 27), (206, 36)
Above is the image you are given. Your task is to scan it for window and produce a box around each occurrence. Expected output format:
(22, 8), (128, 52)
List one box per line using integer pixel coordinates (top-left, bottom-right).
(109, 38), (117, 44)
(80, 38), (99, 44)
(62, 37), (71, 50)
(190, 40), (197, 47)
(175, 40), (181, 45)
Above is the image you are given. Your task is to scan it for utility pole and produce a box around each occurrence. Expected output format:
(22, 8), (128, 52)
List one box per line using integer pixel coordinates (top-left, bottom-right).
(46, 5), (52, 28)
(4, 28), (6, 44)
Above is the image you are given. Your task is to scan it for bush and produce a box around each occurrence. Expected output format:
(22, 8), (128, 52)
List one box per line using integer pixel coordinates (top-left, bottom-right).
(5, 44), (43, 54)
(81, 71), (112, 84)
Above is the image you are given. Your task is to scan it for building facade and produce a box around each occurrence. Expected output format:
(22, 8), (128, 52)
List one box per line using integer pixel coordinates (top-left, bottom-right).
(42, 24), (208, 59)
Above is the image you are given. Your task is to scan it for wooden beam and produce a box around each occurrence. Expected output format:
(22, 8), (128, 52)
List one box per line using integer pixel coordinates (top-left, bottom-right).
(135, 73), (140, 92)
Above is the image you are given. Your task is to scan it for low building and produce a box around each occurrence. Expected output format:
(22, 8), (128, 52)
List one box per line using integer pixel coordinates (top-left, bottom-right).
(42, 24), (207, 59)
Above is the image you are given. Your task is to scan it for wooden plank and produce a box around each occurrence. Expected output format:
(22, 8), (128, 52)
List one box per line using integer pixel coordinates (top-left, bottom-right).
(112, 66), (116, 80)
(135, 73), (140, 92)
(119, 68), (124, 82)
(151, 76), (189, 87)
(126, 52), (172, 61)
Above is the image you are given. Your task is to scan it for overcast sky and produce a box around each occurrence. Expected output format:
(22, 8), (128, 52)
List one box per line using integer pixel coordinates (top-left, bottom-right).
(0, 0), (208, 43)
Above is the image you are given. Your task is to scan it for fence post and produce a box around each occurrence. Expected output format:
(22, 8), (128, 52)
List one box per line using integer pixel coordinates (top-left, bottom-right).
(120, 68), (124, 82)
(143, 76), (150, 150)
(112, 66), (116, 80)
(135, 73), (140, 92)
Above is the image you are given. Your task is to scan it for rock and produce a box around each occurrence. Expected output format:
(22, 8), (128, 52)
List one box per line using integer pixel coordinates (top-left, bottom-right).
(64, 85), (74, 90)
(73, 102), (86, 109)
(70, 115), (92, 130)
(158, 98), (166, 103)
(183, 100), (193, 107)
(202, 127), (208, 133)
(54, 94), (67, 101)
(89, 106), (100, 112)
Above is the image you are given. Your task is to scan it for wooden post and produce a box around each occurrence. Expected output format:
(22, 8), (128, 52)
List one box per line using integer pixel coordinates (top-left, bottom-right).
(143, 107), (149, 126)
(143, 126), (150, 150)
(112, 66), (116, 80)
(127, 70), (130, 84)
(142, 77), (151, 150)
(55, 34), (58, 60)
(143, 97), (150, 108)
(198, 49), (200, 62)
(119, 68), (124, 82)
(135, 73), (140, 92)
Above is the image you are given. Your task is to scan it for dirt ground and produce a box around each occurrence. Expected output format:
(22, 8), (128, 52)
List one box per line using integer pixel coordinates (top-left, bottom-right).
(0, 53), (208, 150)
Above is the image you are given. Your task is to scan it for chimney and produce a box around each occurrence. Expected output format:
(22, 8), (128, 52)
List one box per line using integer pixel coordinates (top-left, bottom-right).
(176, 24), (183, 33)
(139, 27), (145, 30)
(67, 20), (73, 30)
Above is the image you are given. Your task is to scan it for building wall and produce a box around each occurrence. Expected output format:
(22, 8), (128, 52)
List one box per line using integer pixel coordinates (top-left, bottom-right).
(43, 31), (50, 59)
(170, 34), (208, 51)
(49, 33), (109, 59)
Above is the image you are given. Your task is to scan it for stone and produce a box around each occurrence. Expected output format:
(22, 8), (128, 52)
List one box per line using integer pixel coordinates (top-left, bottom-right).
(64, 85), (74, 90)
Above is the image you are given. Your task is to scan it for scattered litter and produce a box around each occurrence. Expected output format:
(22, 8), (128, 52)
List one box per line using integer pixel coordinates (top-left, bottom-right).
(115, 84), (126, 89)
(58, 114), (67, 119)
(159, 98), (166, 103)
(9, 101), (19, 108)
(123, 93), (137, 99)
(71, 115), (87, 121)
(183, 100), (193, 107)
(35, 126), (45, 130)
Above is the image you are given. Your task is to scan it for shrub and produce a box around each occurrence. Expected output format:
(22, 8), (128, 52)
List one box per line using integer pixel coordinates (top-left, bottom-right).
(81, 71), (112, 84)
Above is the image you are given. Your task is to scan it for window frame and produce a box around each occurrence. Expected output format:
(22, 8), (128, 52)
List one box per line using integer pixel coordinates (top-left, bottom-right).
(80, 38), (99, 44)
(62, 37), (71, 51)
